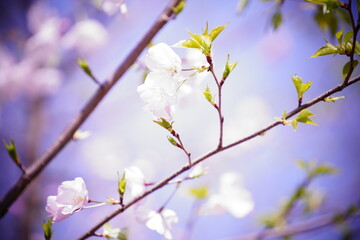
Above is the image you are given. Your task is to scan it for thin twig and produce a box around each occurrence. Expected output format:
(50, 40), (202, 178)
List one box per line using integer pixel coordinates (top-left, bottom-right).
(208, 58), (225, 149)
(0, 0), (184, 218)
(78, 74), (360, 239)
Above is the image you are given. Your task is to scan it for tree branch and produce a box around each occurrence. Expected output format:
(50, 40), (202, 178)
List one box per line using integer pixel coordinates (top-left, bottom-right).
(225, 211), (360, 240)
(0, 0), (184, 218)
(78, 74), (360, 239)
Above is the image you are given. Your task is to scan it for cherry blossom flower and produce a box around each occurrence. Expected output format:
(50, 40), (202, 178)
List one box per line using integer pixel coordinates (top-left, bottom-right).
(101, 0), (128, 16)
(102, 223), (127, 239)
(200, 172), (254, 218)
(124, 166), (146, 200)
(136, 207), (178, 239)
(137, 43), (183, 121)
(46, 177), (89, 222)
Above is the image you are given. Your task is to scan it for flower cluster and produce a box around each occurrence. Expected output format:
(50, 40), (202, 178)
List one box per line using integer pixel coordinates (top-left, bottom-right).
(0, 2), (108, 101)
(137, 43), (209, 121)
(137, 43), (183, 121)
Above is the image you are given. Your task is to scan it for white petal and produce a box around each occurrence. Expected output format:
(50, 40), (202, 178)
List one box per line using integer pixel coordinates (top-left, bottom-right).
(145, 43), (181, 75)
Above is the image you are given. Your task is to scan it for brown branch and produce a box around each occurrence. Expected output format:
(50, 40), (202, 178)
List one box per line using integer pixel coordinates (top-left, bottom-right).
(225, 211), (360, 240)
(78, 74), (360, 239)
(0, 0), (184, 218)
(208, 57), (225, 149)
(343, 0), (360, 86)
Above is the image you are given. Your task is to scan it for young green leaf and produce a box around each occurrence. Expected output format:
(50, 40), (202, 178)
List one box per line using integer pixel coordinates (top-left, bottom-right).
(237, 0), (250, 14)
(324, 96), (347, 102)
(272, 11), (282, 30)
(118, 172), (127, 199)
(291, 119), (298, 131)
(167, 136), (180, 147)
(188, 185), (208, 200)
(77, 58), (98, 82)
(312, 164), (337, 177)
(222, 55), (238, 81)
(291, 75), (313, 103)
(295, 109), (318, 126)
(172, 0), (186, 15)
(3, 139), (21, 168)
(42, 218), (53, 240)
(181, 38), (202, 49)
(310, 40), (339, 58)
(203, 86), (215, 105)
(209, 24), (228, 42)
(153, 118), (173, 131)
(181, 23), (228, 56)
(343, 31), (353, 44)
(342, 60), (359, 80)
(335, 28), (344, 44)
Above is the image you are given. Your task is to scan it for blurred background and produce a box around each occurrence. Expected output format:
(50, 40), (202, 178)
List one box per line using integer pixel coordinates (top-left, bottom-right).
(0, 0), (359, 239)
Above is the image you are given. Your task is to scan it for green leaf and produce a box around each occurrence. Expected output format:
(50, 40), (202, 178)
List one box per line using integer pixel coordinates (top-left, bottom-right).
(209, 24), (228, 42)
(336, 28), (344, 44)
(297, 160), (337, 178)
(182, 23), (228, 56)
(324, 96), (347, 102)
(222, 55), (238, 80)
(77, 58), (95, 79)
(291, 119), (298, 131)
(291, 75), (313, 100)
(118, 172), (127, 197)
(203, 86), (215, 105)
(313, 164), (337, 176)
(272, 11), (282, 30)
(343, 31), (353, 44)
(306, 0), (341, 13)
(153, 118), (173, 131)
(295, 109), (318, 126)
(310, 40), (339, 58)
(172, 0), (186, 15)
(42, 218), (53, 240)
(167, 136), (179, 147)
(181, 38), (202, 49)
(3, 139), (21, 167)
(313, 6), (339, 36)
(342, 60), (359, 80)
(188, 185), (208, 200)
(355, 41), (360, 56)
(237, 0), (250, 13)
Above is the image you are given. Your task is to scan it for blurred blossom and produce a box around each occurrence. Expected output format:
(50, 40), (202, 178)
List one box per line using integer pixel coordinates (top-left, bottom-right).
(27, 1), (59, 34)
(0, 47), (15, 100)
(101, 0), (128, 16)
(24, 18), (69, 65)
(200, 172), (254, 218)
(136, 207), (178, 239)
(124, 166), (146, 200)
(72, 130), (92, 141)
(137, 43), (183, 121)
(61, 19), (108, 56)
(27, 67), (63, 97)
(102, 223), (127, 239)
(188, 164), (208, 178)
(45, 177), (89, 222)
